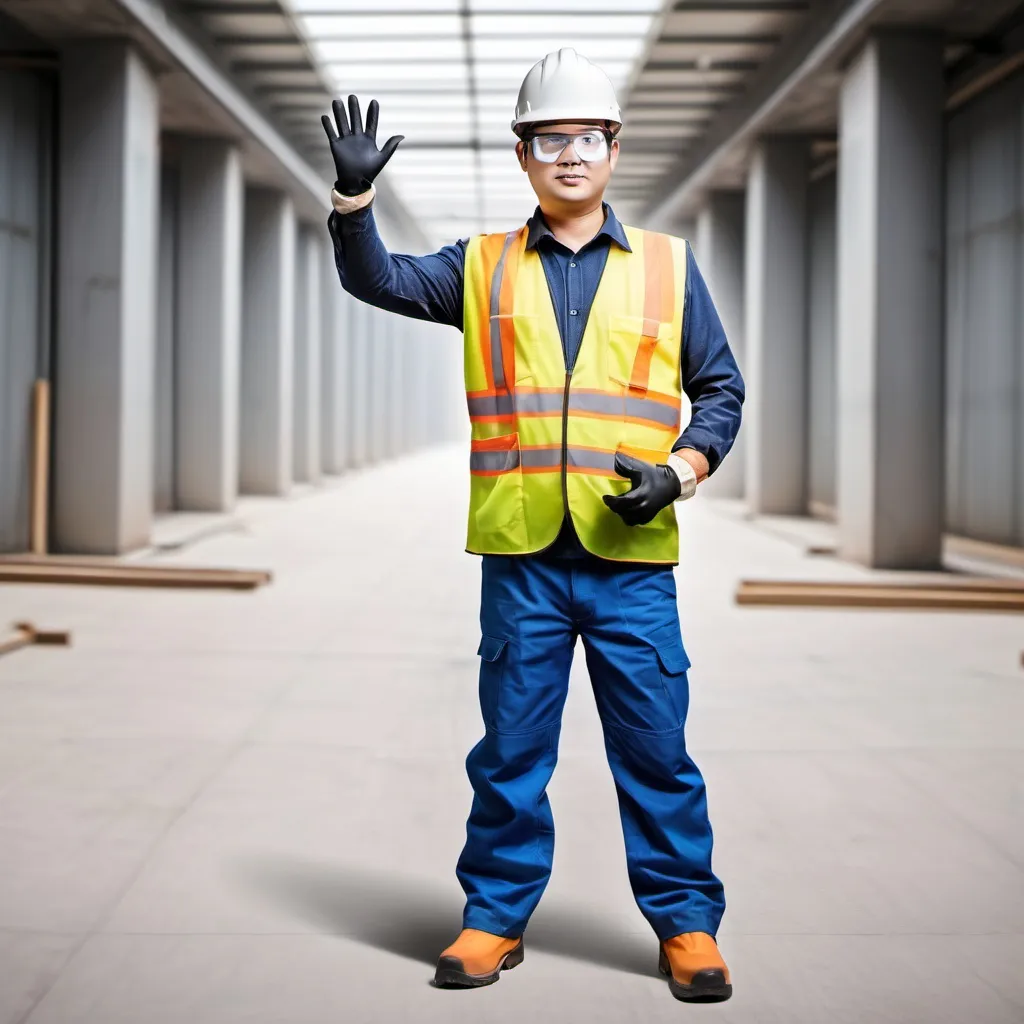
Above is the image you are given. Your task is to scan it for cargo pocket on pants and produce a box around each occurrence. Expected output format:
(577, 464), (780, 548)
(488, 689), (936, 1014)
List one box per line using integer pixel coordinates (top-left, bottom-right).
(645, 623), (691, 728)
(477, 634), (509, 730)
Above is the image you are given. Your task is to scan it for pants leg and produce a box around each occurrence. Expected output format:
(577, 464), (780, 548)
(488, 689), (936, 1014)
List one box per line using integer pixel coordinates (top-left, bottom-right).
(577, 564), (726, 940)
(457, 555), (574, 937)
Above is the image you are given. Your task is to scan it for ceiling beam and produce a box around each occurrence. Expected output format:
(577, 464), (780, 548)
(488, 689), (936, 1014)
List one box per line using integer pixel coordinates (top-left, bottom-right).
(645, 0), (884, 223)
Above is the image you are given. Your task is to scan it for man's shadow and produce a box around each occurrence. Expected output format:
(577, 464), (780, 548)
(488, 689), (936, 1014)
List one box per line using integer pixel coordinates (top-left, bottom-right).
(234, 856), (656, 977)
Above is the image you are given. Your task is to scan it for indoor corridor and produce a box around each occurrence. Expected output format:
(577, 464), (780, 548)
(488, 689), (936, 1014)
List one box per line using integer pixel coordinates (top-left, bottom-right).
(1, 447), (1022, 1024)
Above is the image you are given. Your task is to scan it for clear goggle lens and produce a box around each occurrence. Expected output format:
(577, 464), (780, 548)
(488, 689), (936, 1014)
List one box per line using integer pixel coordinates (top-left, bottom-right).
(529, 131), (609, 163)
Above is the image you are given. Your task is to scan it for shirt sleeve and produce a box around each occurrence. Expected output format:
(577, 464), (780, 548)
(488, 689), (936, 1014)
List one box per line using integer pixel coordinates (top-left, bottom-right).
(672, 241), (745, 475)
(327, 203), (466, 331)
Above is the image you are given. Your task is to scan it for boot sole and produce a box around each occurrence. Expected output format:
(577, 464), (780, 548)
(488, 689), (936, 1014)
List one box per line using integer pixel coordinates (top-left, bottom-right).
(433, 938), (525, 989)
(658, 949), (733, 1003)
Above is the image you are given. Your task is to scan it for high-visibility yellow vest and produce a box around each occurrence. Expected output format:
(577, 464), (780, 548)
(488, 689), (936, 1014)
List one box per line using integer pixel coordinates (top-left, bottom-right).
(463, 223), (688, 564)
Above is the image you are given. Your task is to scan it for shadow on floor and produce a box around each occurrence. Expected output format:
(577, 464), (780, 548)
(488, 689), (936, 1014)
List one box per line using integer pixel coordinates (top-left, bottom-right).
(235, 857), (656, 977)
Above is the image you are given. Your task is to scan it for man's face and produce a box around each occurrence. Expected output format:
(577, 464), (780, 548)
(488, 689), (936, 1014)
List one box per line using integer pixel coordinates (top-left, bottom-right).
(516, 122), (619, 208)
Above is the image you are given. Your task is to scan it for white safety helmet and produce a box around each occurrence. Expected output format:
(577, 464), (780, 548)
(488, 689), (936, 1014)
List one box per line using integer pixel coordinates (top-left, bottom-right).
(511, 47), (622, 137)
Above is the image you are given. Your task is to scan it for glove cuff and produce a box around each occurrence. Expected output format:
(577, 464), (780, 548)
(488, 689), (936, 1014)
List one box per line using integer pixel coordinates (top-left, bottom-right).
(331, 185), (375, 214)
(667, 453), (698, 501)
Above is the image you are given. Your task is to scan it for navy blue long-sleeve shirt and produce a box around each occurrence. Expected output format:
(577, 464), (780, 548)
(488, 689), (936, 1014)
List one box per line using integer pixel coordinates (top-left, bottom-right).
(328, 200), (744, 560)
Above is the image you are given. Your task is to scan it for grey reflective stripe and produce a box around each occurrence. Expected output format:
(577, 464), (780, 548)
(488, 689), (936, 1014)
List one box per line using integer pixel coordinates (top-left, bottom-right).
(514, 392), (563, 414)
(624, 395), (679, 427)
(519, 448), (562, 469)
(467, 393), (515, 418)
(569, 392), (679, 428)
(470, 446), (630, 474)
(488, 230), (518, 392)
(470, 448), (521, 473)
(468, 388), (678, 427)
(566, 448), (618, 472)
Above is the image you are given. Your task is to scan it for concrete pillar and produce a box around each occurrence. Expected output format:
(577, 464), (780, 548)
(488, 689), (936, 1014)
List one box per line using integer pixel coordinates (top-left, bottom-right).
(373, 309), (391, 462)
(321, 244), (350, 474)
(293, 225), (322, 483)
(54, 42), (159, 553)
(240, 188), (295, 495)
(695, 191), (746, 499)
(155, 167), (177, 514)
(392, 317), (405, 458)
(836, 33), (945, 568)
(743, 138), (809, 515)
(176, 139), (243, 510)
(347, 299), (367, 466)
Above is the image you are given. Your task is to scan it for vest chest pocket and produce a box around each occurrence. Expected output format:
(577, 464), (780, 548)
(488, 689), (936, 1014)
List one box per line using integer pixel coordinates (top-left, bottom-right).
(606, 314), (677, 395)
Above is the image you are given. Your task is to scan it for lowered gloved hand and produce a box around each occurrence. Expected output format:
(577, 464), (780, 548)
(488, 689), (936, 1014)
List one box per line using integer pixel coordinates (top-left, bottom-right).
(321, 94), (404, 197)
(603, 452), (685, 527)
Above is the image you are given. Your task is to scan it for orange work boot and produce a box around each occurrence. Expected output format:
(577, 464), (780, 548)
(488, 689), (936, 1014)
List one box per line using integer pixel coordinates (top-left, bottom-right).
(658, 932), (732, 1002)
(433, 928), (524, 988)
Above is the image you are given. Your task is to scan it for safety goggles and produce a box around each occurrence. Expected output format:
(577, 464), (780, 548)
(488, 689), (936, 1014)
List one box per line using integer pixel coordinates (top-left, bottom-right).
(527, 129), (611, 164)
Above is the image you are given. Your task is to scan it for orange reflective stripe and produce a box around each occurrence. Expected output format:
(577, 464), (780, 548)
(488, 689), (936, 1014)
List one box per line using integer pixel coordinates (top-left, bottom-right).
(497, 230), (524, 392)
(475, 233), (507, 393)
(630, 232), (675, 392)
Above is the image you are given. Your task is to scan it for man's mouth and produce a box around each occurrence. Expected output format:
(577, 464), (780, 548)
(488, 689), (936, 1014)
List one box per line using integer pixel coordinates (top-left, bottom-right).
(556, 174), (586, 183)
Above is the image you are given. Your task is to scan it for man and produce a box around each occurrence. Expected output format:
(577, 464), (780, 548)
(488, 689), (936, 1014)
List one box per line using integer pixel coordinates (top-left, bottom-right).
(323, 47), (744, 1003)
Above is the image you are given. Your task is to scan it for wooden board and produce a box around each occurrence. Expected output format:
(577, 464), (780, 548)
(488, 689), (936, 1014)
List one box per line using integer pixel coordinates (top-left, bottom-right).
(736, 579), (1024, 612)
(0, 562), (271, 590)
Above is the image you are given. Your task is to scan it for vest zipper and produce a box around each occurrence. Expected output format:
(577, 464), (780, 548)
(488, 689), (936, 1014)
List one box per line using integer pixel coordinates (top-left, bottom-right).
(560, 368), (583, 548)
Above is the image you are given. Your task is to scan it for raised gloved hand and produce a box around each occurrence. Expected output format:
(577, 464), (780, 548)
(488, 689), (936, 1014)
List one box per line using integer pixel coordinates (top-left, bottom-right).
(603, 452), (682, 526)
(321, 95), (404, 197)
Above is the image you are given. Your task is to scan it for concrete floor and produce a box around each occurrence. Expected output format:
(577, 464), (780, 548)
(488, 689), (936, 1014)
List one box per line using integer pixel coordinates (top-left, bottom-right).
(1, 446), (1022, 1024)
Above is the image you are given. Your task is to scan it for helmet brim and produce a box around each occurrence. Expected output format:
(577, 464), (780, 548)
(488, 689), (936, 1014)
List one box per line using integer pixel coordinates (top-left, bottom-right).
(512, 117), (622, 139)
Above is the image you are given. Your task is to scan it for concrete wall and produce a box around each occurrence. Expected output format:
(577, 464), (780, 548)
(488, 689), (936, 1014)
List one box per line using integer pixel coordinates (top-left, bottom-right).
(946, 69), (1024, 547)
(0, 69), (50, 553)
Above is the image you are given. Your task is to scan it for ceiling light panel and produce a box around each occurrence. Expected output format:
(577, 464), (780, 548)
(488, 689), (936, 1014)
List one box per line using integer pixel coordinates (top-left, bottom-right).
(299, 14), (463, 37)
(314, 39), (467, 62)
(470, 13), (654, 35)
(292, 0), (461, 9)
(471, 0), (660, 8)
(325, 62), (468, 82)
(471, 37), (645, 62)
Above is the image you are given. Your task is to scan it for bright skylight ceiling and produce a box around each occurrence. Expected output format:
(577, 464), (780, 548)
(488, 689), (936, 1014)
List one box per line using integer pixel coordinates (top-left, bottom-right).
(289, 0), (663, 244)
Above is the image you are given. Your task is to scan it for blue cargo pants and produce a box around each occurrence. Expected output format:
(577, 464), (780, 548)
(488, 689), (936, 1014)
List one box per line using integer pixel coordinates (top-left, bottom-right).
(456, 554), (726, 942)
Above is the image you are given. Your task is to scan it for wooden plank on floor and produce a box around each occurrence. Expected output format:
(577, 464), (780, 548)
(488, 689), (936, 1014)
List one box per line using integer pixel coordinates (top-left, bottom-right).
(736, 578), (1024, 611)
(0, 562), (271, 590)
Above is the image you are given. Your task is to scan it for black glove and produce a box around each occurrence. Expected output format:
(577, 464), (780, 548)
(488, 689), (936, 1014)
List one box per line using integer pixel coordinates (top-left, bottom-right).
(603, 452), (681, 526)
(321, 94), (404, 197)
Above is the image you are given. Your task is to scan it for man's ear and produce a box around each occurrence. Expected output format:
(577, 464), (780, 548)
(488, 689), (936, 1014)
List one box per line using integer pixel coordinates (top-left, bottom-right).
(515, 140), (528, 170)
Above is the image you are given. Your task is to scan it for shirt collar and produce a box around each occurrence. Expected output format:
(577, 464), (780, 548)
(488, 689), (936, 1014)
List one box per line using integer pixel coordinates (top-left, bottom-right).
(525, 202), (632, 253)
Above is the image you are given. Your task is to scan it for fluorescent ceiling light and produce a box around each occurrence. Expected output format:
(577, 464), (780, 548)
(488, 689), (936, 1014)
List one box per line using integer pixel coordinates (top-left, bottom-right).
(472, 37), (645, 61)
(300, 15), (463, 37)
(314, 40), (467, 62)
(293, 0), (461, 9)
(471, 0), (660, 8)
(326, 62), (467, 81)
(470, 14), (653, 35)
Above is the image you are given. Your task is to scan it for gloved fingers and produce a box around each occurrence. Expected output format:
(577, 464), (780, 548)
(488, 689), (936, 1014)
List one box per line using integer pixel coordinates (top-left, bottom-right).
(321, 113), (338, 144)
(613, 451), (648, 486)
(332, 97), (351, 137)
(347, 94), (363, 135)
(603, 492), (630, 513)
(620, 496), (656, 525)
(604, 485), (646, 512)
(364, 98), (379, 140)
(380, 134), (405, 166)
